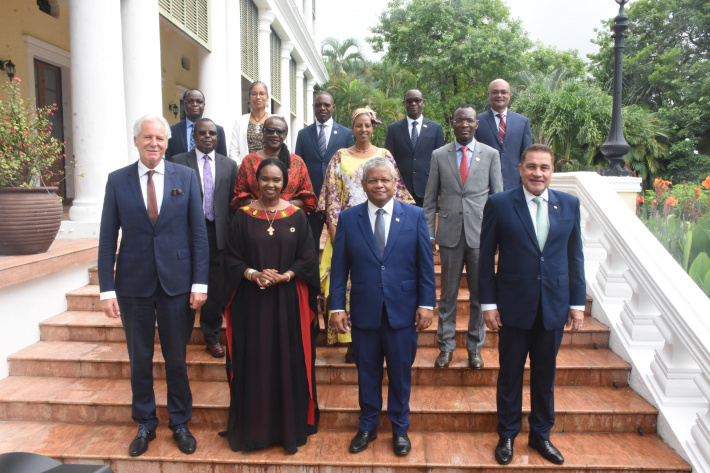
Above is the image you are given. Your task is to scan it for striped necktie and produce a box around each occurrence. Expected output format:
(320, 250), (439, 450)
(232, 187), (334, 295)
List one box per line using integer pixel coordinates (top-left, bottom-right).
(318, 124), (327, 155)
(497, 113), (506, 143)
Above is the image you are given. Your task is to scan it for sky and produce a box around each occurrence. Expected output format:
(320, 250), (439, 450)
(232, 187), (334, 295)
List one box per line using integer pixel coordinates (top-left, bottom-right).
(316, 0), (622, 62)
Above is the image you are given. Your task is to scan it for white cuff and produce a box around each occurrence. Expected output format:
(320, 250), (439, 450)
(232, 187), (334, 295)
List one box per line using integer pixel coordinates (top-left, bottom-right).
(419, 306), (433, 310)
(570, 305), (586, 311)
(100, 291), (117, 301)
(481, 303), (497, 311)
(191, 284), (208, 293)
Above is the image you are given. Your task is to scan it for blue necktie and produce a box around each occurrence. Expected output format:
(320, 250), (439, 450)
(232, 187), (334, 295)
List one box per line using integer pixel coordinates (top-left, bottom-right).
(318, 124), (327, 155)
(375, 208), (386, 258)
(189, 124), (196, 152)
(411, 121), (419, 148)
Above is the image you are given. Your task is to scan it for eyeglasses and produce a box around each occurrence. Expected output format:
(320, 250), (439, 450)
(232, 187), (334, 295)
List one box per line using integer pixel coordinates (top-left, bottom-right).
(452, 118), (478, 125)
(365, 178), (393, 185)
(489, 89), (510, 96)
(250, 92), (268, 98)
(405, 98), (423, 104)
(196, 130), (218, 136)
(184, 99), (204, 105)
(264, 127), (287, 136)
(314, 102), (333, 109)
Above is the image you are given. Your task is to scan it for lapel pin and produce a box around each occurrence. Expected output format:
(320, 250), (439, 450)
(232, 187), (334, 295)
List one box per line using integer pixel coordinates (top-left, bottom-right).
(333, 130), (338, 134)
(475, 157), (480, 161)
(554, 206), (558, 209)
(423, 124), (428, 128)
(396, 218), (400, 222)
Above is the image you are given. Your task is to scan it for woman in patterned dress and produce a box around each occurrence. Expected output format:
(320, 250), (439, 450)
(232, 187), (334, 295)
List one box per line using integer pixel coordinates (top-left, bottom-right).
(228, 81), (270, 164)
(231, 115), (317, 213)
(316, 106), (414, 361)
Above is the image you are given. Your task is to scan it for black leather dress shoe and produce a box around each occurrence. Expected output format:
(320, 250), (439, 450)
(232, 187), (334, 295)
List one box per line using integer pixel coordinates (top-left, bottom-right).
(393, 434), (411, 456)
(173, 426), (197, 454)
(435, 351), (453, 368)
(528, 436), (564, 464)
(468, 352), (484, 369)
(495, 437), (514, 465)
(349, 429), (377, 453)
(128, 425), (156, 457)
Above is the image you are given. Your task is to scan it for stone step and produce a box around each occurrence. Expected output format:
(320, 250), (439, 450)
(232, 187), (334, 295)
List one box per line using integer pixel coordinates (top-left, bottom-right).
(41, 310), (610, 349)
(0, 376), (657, 434)
(0, 421), (690, 472)
(8, 341), (630, 387)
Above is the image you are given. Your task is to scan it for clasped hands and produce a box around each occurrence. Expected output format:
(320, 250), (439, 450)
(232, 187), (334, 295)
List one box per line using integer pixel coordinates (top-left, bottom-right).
(247, 268), (291, 289)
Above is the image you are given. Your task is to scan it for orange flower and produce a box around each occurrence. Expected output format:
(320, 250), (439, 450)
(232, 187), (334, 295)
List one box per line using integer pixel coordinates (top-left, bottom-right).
(652, 199), (657, 206)
(696, 187), (702, 199)
(666, 196), (679, 207)
(702, 176), (710, 189)
(637, 194), (644, 204)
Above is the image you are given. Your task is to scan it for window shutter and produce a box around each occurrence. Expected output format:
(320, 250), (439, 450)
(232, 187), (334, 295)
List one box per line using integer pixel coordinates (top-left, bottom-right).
(239, 0), (258, 82)
(159, 0), (211, 51)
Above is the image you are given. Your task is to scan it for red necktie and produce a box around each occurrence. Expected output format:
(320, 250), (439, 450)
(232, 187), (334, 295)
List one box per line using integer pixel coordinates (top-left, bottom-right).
(498, 113), (506, 143)
(147, 170), (158, 226)
(460, 146), (469, 185)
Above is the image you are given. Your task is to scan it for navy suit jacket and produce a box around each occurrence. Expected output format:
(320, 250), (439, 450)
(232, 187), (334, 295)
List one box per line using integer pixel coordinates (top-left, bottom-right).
(97, 160), (210, 297)
(330, 199), (436, 330)
(385, 118), (445, 199)
(164, 120), (228, 161)
(478, 186), (585, 331)
(295, 121), (354, 197)
(475, 109), (532, 190)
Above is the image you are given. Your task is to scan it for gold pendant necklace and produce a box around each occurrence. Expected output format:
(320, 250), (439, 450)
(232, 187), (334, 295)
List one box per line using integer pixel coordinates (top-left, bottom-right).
(261, 198), (276, 236)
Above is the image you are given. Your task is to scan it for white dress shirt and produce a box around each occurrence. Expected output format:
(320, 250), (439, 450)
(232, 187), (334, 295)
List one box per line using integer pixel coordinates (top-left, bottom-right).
(317, 117), (334, 151)
(406, 115), (424, 139)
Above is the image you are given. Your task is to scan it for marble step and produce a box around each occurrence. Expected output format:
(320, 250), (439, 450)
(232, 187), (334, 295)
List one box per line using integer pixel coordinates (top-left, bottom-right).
(40, 310), (610, 349)
(0, 421), (690, 472)
(0, 376), (656, 434)
(8, 342), (630, 387)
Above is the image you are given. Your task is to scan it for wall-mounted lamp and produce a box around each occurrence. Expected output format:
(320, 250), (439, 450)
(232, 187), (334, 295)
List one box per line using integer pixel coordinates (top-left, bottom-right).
(0, 59), (16, 80)
(168, 103), (179, 118)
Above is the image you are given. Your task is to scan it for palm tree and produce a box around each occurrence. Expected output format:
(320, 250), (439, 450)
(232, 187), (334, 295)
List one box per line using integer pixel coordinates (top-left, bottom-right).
(321, 37), (366, 78)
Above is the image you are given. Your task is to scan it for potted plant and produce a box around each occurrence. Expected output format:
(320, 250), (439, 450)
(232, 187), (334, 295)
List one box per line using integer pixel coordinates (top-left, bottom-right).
(0, 76), (65, 255)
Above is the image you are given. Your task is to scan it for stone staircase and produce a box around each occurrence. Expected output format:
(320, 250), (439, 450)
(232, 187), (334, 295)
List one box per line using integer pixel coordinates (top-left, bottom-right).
(0, 260), (691, 471)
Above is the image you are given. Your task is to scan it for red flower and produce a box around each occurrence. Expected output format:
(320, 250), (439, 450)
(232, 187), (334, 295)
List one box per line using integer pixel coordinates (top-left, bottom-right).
(637, 194), (644, 204)
(666, 196), (678, 207)
(702, 176), (710, 190)
(652, 199), (657, 206)
(695, 187), (702, 199)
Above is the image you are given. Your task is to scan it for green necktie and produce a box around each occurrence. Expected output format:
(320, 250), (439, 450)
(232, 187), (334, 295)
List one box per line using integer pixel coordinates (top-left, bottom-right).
(533, 196), (548, 250)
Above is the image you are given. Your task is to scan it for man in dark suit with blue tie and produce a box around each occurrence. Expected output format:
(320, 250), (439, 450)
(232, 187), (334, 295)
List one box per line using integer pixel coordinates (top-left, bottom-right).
(329, 157), (436, 456)
(295, 91), (354, 248)
(98, 114), (209, 457)
(385, 88), (445, 207)
(475, 79), (532, 190)
(164, 89), (228, 161)
(479, 144), (585, 466)
(172, 118), (238, 359)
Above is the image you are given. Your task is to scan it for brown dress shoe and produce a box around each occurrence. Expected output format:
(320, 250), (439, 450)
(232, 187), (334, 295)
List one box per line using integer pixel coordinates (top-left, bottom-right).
(435, 351), (453, 368)
(345, 345), (355, 364)
(206, 343), (225, 358)
(468, 352), (484, 369)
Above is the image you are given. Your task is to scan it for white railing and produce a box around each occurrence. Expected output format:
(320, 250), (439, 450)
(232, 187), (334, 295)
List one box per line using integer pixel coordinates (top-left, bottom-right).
(553, 172), (710, 472)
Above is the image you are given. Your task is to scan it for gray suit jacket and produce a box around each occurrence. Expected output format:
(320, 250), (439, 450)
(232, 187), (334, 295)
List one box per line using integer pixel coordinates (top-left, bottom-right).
(171, 150), (238, 250)
(423, 141), (504, 248)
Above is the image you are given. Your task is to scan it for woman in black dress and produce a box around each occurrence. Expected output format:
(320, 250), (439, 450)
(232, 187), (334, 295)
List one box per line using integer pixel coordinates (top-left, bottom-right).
(223, 158), (319, 453)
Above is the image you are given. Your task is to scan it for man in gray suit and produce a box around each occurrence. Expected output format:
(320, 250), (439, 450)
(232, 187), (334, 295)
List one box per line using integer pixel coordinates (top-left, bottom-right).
(423, 104), (504, 369)
(172, 118), (238, 358)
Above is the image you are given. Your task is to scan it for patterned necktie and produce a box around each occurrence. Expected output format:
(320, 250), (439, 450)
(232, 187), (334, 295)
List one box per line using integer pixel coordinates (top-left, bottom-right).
(411, 121), (419, 148)
(203, 156), (214, 221)
(497, 113), (506, 143)
(147, 170), (158, 226)
(533, 196), (549, 250)
(459, 146), (469, 185)
(318, 124), (327, 155)
(189, 124), (196, 152)
(374, 208), (386, 258)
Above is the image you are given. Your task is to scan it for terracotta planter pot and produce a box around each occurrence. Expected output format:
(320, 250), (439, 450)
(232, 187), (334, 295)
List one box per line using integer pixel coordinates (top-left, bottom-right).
(0, 187), (62, 255)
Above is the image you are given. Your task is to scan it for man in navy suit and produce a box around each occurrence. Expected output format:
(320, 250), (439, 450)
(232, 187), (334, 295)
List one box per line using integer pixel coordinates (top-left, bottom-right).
(385, 88), (445, 207)
(295, 91), (354, 248)
(475, 79), (532, 190)
(98, 114), (209, 457)
(172, 118), (238, 359)
(329, 157), (436, 456)
(479, 144), (585, 466)
(164, 89), (228, 161)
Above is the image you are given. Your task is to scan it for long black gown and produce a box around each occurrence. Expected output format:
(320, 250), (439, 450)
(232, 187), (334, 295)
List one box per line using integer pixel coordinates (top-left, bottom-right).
(224, 204), (320, 453)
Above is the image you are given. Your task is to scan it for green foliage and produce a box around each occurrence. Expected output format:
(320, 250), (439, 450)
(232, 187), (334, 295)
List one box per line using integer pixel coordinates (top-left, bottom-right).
(0, 77), (64, 188)
(665, 138), (710, 184)
(321, 37), (367, 78)
(689, 252), (710, 297)
(523, 44), (586, 79)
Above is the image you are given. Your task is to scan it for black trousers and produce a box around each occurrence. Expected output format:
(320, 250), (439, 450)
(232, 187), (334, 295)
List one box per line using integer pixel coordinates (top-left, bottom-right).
(201, 220), (225, 345)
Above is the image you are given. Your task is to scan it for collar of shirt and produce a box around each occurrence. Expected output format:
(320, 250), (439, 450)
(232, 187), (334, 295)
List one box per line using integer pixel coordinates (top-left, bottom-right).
(522, 186), (549, 204)
(196, 149), (216, 186)
(367, 198), (395, 242)
(455, 139), (476, 152)
(523, 186), (550, 232)
(196, 149), (215, 162)
(494, 109), (509, 127)
(406, 115), (424, 130)
(317, 117), (334, 129)
(137, 158), (165, 177)
(186, 118), (197, 129)
(455, 139), (476, 167)
(137, 159), (165, 213)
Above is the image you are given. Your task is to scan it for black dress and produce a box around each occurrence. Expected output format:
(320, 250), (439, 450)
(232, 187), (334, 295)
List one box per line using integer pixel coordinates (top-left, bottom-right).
(224, 204), (319, 453)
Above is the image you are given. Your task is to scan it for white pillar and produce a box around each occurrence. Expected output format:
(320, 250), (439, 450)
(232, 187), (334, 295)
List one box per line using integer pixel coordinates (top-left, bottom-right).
(306, 78), (316, 124)
(63, 0), (128, 238)
(199, 0), (230, 130)
(258, 9), (275, 114)
(224, 0), (243, 134)
(293, 63), (307, 141)
(304, 0), (313, 39)
(280, 41), (294, 147)
(121, 0), (162, 163)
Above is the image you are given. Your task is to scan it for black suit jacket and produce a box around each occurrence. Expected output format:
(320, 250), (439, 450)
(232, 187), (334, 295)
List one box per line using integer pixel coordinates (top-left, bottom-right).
(165, 120), (228, 161)
(295, 121), (354, 197)
(385, 117), (445, 199)
(171, 150), (238, 250)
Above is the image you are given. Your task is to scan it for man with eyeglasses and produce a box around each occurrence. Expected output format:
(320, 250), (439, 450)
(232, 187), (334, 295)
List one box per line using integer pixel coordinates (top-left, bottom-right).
(295, 91), (354, 250)
(165, 89), (228, 161)
(172, 118), (238, 359)
(423, 104), (503, 371)
(385, 88), (445, 207)
(475, 79), (532, 190)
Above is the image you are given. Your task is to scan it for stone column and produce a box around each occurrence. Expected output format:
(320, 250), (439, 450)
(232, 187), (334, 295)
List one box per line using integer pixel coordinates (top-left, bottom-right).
(280, 41), (294, 147)
(306, 78), (316, 125)
(199, 0), (230, 130)
(258, 9), (276, 115)
(292, 63), (308, 141)
(304, 0), (314, 39)
(63, 0), (128, 237)
(224, 0), (243, 135)
(121, 0), (163, 162)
